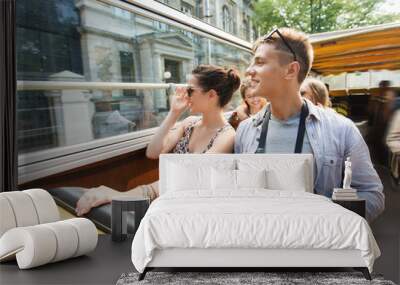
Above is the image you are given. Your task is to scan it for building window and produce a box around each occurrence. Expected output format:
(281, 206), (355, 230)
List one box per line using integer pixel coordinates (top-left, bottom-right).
(164, 59), (182, 84)
(17, 91), (59, 153)
(252, 25), (259, 41)
(222, 5), (232, 33)
(120, 51), (136, 97)
(181, 2), (194, 16)
(195, 0), (203, 18)
(243, 19), (250, 41)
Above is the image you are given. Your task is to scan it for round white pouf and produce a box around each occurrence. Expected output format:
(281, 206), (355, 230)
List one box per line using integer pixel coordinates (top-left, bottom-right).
(0, 189), (59, 237)
(0, 226), (57, 269)
(64, 218), (98, 257)
(24, 189), (60, 223)
(42, 221), (79, 262)
(1, 191), (39, 227)
(0, 218), (98, 269)
(0, 196), (17, 237)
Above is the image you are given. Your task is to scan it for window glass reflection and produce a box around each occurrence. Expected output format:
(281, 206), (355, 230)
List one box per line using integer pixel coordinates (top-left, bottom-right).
(16, 0), (251, 154)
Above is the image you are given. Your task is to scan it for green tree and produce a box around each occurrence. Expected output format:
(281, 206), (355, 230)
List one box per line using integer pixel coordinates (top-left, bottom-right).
(253, 0), (400, 34)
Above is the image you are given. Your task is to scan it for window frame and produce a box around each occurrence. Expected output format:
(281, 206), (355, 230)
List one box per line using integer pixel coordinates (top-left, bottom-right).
(222, 5), (232, 33)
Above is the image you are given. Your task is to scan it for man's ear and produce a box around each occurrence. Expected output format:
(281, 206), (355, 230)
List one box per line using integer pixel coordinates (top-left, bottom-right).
(285, 61), (300, 81)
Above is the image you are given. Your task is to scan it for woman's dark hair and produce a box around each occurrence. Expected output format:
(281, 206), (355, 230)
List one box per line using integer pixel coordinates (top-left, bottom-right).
(240, 79), (251, 115)
(192, 64), (241, 107)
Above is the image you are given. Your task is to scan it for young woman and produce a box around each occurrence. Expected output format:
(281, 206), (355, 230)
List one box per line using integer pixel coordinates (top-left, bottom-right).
(229, 79), (267, 129)
(300, 78), (331, 108)
(75, 65), (241, 216)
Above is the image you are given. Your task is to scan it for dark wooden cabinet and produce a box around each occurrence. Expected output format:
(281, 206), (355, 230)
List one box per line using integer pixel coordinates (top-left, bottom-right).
(332, 199), (366, 218)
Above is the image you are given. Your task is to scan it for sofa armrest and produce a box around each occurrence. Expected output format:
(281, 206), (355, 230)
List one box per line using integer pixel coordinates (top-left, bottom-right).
(47, 187), (136, 234)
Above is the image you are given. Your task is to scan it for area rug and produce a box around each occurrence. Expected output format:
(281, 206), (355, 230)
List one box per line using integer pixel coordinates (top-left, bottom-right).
(116, 271), (396, 285)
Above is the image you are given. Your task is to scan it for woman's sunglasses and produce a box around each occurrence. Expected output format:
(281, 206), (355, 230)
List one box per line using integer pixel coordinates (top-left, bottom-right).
(186, 86), (202, 97)
(187, 86), (194, 97)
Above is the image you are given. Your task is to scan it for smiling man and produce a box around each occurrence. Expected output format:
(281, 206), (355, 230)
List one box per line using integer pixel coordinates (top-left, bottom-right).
(234, 28), (384, 222)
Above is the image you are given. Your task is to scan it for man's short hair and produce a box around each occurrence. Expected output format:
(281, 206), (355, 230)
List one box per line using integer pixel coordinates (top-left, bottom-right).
(253, 28), (314, 84)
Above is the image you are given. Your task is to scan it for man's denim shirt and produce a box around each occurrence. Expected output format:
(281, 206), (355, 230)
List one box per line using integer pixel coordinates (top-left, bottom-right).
(235, 99), (384, 222)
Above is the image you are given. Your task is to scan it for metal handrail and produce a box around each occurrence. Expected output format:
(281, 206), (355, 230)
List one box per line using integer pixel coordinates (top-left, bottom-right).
(17, 81), (187, 91)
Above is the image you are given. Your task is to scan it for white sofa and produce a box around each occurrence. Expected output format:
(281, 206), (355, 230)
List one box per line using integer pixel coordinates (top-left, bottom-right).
(0, 189), (98, 269)
(132, 154), (378, 281)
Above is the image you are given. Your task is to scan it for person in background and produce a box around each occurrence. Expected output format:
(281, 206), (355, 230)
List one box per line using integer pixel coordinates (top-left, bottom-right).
(75, 65), (240, 216)
(300, 78), (331, 108)
(385, 107), (400, 185)
(393, 90), (400, 111)
(369, 81), (395, 127)
(229, 79), (268, 129)
(368, 80), (397, 164)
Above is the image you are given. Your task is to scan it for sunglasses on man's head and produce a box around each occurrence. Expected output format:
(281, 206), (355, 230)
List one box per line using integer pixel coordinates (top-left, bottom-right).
(262, 28), (297, 61)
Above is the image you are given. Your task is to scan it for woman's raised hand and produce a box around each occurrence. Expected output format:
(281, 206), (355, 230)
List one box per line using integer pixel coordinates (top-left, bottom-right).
(170, 86), (189, 115)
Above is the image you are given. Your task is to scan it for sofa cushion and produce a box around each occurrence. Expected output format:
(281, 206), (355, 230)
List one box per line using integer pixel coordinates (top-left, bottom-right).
(236, 169), (268, 189)
(168, 162), (211, 191)
(237, 155), (313, 192)
(211, 168), (236, 191)
(164, 157), (236, 193)
(210, 168), (268, 192)
(266, 167), (308, 192)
